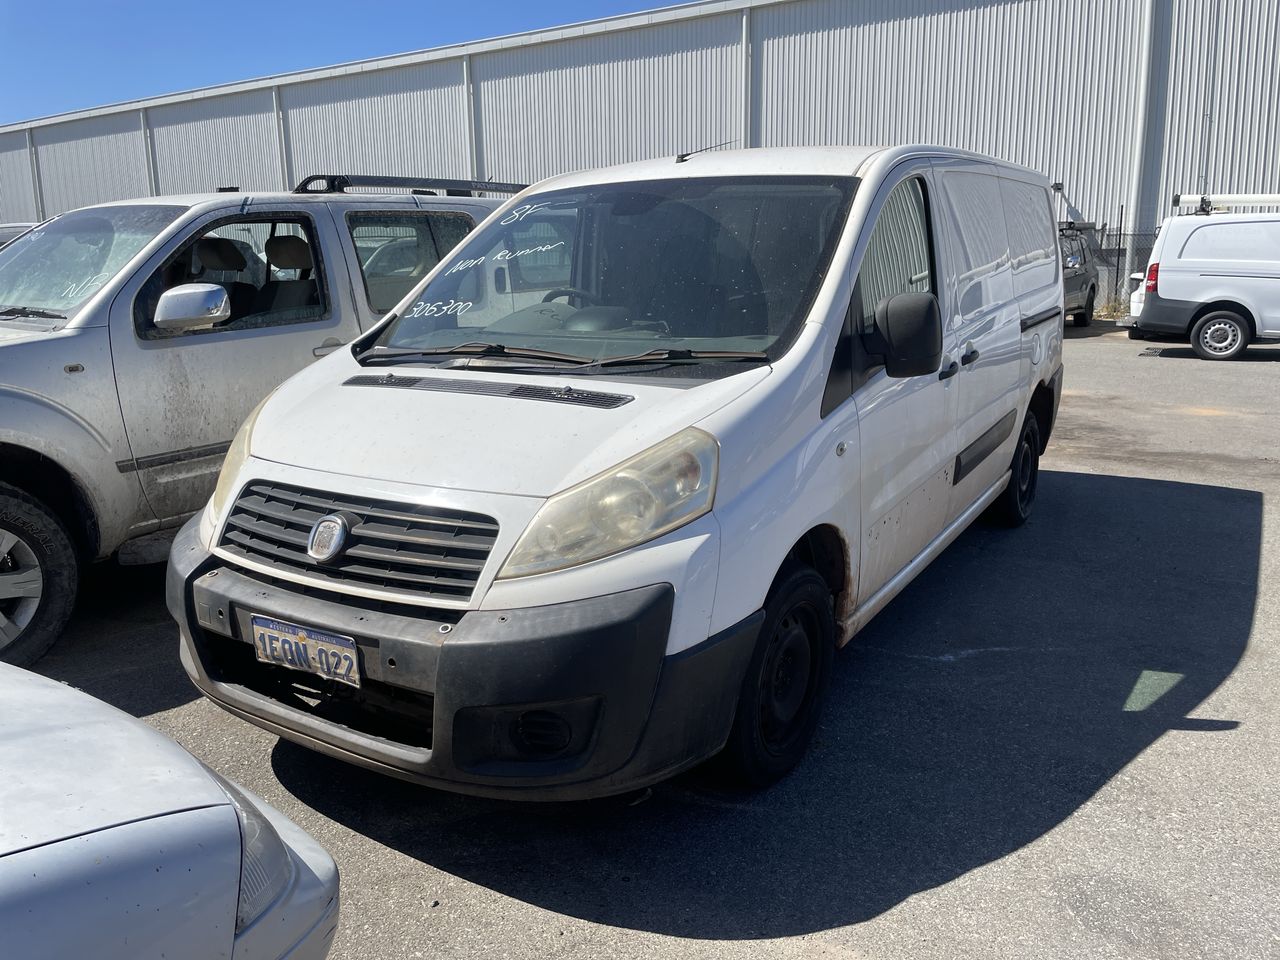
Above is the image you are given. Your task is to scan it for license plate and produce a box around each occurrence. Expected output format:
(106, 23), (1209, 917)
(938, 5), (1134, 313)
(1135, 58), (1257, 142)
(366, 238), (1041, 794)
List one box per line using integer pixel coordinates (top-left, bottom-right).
(250, 615), (361, 688)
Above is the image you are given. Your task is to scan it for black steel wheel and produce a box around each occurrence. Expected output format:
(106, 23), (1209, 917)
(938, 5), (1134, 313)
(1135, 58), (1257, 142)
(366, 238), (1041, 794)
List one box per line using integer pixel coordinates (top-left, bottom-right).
(721, 566), (834, 787)
(988, 413), (1041, 528)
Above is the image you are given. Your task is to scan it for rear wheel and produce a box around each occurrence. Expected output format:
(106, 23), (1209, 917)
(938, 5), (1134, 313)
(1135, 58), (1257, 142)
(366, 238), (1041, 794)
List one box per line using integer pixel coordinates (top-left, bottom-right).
(721, 566), (835, 787)
(1074, 289), (1094, 327)
(988, 414), (1040, 528)
(1190, 310), (1250, 360)
(0, 484), (78, 666)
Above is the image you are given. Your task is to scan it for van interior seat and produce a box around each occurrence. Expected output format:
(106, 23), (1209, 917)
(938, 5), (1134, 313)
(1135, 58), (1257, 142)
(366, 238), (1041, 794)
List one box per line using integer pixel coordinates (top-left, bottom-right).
(194, 237), (256, 320)
(255, 234), (319, 315)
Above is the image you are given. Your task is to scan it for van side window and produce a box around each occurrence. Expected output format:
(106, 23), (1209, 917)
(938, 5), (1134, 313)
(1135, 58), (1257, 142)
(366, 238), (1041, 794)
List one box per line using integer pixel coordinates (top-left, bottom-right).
(937, 169), (1010, 317)
(852, 177), (934, 337)
(1000, 178), (1058, 296)
(347, 211), (476, 314)
(134, 216), (328, 340)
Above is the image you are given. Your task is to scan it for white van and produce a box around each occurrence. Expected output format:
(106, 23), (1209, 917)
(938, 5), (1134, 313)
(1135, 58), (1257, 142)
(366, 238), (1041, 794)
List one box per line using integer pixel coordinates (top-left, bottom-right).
(168, 146), (1064, 799)
(1126, 210), (1280, 359)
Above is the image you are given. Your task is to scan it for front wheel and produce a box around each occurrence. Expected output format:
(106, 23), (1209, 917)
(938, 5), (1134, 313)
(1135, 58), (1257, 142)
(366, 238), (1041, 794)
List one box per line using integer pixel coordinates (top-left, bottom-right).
(720, 566), (835, 787)
(0, 484), (78, 666)
(988, 413), (1041, 528)
(1190, 310), (1250, 360)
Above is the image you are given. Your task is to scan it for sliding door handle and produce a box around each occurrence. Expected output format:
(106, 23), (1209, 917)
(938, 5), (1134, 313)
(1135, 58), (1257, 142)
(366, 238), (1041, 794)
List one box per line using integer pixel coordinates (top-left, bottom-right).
(938, 361), (959, 381)
(961, 347), (980, 366)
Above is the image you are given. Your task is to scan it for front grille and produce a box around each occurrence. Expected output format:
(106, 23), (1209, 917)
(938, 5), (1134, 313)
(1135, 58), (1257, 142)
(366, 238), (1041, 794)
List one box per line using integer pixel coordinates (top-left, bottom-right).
(218, 481), (499, 603)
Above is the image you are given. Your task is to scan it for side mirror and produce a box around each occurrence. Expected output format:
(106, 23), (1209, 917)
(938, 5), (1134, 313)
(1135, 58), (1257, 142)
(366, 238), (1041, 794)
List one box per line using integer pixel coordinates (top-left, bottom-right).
(154, 283), (229, 331)
(873, 292), (943, 379)
(1065, 254), (1082, 269)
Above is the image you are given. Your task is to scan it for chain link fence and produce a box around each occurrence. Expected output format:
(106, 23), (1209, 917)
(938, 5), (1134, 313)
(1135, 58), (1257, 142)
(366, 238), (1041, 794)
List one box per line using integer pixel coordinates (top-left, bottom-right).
(1085, 228), (1158, 313)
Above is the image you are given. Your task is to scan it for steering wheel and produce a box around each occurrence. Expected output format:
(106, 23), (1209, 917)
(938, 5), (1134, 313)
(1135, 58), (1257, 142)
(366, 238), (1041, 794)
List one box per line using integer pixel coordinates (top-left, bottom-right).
(542, 287), (600, 306)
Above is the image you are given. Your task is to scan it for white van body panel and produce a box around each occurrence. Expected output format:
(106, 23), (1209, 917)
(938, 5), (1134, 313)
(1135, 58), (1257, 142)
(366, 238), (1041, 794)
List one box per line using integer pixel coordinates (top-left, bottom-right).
(1158, 213), (1280, 336)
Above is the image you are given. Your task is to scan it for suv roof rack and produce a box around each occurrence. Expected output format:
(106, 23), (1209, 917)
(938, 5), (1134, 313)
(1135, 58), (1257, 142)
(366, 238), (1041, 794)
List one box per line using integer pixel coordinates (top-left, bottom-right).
(1058, 220), (1095, 233)
(1171, 192), (1280, 215)
(293, 174), (527, 197)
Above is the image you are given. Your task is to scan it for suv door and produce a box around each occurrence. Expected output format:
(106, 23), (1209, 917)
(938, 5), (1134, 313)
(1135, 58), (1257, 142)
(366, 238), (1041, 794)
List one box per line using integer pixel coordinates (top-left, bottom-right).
(331, 202), (481, 327)
(850, 167), (960, 604)
(108, 204), (362, 523)
(932, 159), (1023, 523)
(1060, 235), (1085, 309)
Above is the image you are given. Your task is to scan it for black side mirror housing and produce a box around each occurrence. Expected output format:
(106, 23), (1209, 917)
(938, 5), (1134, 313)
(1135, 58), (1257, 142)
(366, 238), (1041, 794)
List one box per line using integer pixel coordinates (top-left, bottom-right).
(872, 292), (943, 378)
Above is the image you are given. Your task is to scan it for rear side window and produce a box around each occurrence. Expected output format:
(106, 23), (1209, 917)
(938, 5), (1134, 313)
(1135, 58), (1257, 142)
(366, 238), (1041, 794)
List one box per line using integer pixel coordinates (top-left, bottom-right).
(937, 169), (1011, 316)
(347, 211), (475, 314)
(1180, 221), (1280, 261)
(1000, 178), (1058, 296)
(853, 177), (934, 335)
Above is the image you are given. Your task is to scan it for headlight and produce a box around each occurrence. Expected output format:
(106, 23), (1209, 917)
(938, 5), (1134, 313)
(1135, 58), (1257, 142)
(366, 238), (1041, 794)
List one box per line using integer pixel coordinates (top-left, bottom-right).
(209, 773), (294, 933)
(209, 395), (270, 519)
(499, 427), (718, 579)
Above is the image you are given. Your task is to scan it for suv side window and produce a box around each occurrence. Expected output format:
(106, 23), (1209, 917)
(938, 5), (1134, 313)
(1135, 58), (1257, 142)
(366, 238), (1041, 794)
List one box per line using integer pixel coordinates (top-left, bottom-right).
(347, 211), (475, 314)
(854, 177), (935, 335)
(134, 215), (328, 340)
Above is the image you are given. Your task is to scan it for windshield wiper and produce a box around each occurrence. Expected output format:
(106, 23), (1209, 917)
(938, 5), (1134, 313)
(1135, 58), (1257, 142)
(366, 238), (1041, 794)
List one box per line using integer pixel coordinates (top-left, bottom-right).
(574, 348), (770, 369)
(0, 305), (66, 320)
(357, 341), (592, 366)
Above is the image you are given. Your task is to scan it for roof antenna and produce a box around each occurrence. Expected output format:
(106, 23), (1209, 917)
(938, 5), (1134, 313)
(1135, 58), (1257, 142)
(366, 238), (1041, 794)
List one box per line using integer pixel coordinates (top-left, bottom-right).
(675, 138), (737, 163)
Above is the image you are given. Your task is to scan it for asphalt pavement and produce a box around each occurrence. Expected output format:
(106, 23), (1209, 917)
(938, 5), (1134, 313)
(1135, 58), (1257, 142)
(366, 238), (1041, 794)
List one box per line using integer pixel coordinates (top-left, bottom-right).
(35, 322), (1280, 959)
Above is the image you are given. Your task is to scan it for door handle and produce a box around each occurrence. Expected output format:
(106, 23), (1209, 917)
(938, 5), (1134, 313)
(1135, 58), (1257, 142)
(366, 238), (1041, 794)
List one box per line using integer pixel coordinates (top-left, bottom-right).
(961, 347), (980, 366)
(938, 361), (959, 381)
(312, 338), (343, 358)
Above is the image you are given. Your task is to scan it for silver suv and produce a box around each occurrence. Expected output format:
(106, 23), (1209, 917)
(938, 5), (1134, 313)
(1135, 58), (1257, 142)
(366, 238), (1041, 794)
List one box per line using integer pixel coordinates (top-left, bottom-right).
(0, 175), (516, 664)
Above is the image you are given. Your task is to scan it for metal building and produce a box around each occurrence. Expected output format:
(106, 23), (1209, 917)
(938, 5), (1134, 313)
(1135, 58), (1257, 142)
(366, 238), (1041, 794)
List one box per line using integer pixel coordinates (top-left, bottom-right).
(1, 0), (1276, 246)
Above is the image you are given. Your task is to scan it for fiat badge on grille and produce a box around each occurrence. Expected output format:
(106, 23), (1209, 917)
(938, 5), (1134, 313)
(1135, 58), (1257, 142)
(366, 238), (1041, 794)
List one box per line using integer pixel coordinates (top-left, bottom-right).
(307, 514), (349, 563)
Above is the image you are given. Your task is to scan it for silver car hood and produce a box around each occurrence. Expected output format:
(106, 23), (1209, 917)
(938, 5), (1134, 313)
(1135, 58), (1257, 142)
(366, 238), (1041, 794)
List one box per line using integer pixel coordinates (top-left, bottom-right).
(0, 665), (228, 856)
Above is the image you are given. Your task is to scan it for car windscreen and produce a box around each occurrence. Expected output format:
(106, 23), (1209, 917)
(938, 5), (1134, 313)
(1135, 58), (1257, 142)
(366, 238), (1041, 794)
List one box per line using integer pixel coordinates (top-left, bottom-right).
(378, 176), (856, 367)
(0, 205), (185, 322)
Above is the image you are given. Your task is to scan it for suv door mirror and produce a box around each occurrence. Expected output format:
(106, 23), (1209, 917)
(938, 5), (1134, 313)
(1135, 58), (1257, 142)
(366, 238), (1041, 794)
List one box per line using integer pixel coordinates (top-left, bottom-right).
(873, 292), (943, 378)
(154, 283), (230, 331)
(1065, 254), (1082, 269)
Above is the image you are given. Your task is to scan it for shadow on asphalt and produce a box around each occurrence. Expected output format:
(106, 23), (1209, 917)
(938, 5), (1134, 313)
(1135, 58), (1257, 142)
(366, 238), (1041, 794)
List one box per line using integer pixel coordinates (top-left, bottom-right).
(1145, 345), (1280, 362)
(36, 559), (198, 717)
(270, 469), (1261, 938)
(1063, 319), (1123, 339)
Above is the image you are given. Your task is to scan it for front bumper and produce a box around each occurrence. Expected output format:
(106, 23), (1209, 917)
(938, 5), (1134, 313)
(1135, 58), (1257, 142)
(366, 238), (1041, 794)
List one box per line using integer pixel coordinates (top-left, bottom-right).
(169, 519), (760, 800)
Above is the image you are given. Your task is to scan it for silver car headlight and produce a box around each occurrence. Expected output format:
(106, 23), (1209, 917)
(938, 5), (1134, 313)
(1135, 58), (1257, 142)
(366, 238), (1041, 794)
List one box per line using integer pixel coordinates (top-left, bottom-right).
(499, 427), (718, 579)
(210, 773), (294, 933)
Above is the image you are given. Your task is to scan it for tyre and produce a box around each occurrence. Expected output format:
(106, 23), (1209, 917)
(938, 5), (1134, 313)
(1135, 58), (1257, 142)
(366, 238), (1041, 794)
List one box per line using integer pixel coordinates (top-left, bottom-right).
(1127, 328), (1147, 341)
(1074, 289), (1094, 327)
(1190, 310), (1250, 360)
(0, 483), (78, 666)
(988, 413), (1041, 528)
(721, 565), (835, 787)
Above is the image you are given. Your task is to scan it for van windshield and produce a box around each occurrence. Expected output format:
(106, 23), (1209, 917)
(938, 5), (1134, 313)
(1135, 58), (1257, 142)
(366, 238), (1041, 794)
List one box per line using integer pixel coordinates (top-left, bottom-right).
(376, 176), (856, 369)
(0, 205), (184, 322)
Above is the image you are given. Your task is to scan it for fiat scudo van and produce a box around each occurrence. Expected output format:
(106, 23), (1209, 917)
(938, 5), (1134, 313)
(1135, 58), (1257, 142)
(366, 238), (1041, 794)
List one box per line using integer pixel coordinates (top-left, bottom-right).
(169, 146), (1064, 799)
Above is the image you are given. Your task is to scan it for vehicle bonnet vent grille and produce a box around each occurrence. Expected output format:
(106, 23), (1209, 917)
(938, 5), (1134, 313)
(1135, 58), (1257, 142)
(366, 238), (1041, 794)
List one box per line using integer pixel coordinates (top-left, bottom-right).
(344, 374), (632, 409)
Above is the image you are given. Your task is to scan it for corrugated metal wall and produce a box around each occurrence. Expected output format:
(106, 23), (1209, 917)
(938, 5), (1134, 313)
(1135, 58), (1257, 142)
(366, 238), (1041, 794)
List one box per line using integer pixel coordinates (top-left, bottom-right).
(471, 13), (742, 183)
(751, 0), (1146, 228)
(283, 60), (470, 185)
(148, 90), (281, 194)
(31, 113), (151, 214)
(0, 132), (37, 222)
(0, 0), (1276, 234)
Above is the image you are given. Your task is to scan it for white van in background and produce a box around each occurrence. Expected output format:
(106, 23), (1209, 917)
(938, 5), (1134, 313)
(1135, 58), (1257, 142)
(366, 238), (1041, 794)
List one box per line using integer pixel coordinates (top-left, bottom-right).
(1126, 201), (1280, 359)
(169, 145), (1064, 799)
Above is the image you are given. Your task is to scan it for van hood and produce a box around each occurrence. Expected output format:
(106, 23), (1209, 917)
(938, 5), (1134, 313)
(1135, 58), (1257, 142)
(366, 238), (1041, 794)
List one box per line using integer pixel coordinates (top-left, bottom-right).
(0, 665), (229, 857)
(251, 353), (770, 498)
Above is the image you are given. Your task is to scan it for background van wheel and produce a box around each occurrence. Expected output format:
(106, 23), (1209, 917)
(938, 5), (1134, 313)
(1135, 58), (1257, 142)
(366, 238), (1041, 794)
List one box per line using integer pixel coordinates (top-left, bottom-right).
(0, 483), (78, 666)
(1073, 290), (1094, 327)
(988, 414), (1041, 528)
(1191, 311), (1250, 360)
(721, 566), (835, 787)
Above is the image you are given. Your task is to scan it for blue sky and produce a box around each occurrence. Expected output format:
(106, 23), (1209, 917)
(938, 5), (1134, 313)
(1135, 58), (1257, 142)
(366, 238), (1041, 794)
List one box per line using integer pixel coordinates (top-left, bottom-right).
(0, 0), (660, 125)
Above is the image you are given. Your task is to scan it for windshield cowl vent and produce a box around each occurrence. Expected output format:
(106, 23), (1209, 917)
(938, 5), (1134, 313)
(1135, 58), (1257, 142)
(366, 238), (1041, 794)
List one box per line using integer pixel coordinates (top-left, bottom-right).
(344, 374), (633, 409)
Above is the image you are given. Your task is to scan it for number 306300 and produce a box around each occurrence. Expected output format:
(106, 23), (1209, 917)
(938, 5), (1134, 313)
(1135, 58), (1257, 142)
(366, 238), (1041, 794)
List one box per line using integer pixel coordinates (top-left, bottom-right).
(407, 299), (472, 318)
